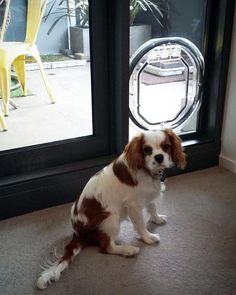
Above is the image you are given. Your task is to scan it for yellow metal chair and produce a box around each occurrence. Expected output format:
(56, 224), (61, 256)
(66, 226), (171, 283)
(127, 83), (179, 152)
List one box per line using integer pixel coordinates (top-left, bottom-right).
(0, 0), (55, 122)
(0, 112), (7, 130)
(0, 0), (10, 130)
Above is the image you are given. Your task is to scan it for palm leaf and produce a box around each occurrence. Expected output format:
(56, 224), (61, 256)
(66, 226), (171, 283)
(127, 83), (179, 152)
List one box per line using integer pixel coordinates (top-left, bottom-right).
(131, 0), (165, 27)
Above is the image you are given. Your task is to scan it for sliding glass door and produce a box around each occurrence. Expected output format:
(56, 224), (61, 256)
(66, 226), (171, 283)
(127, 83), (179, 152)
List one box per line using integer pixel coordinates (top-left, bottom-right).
(128, 0), (235, 172)
(0, 0), (234, 219)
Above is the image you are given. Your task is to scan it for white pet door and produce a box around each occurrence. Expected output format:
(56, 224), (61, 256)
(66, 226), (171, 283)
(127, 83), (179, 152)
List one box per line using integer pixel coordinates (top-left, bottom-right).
(129, 37), (204, 133)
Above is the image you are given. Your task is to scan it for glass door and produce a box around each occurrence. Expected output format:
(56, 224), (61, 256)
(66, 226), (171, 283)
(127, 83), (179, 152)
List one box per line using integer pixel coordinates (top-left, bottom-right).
(1, 0), (93, 150)
(0, 0), (111, 177)
(129, 0), (208, 138)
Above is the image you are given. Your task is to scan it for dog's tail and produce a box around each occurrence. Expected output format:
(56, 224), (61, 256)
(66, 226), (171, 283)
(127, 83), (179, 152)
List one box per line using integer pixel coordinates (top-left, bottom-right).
(36, 234), (82, 290)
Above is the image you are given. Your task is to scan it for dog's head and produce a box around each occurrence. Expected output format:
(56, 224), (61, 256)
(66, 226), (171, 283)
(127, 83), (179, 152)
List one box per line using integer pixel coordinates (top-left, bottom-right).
(124, 129), (186, 174)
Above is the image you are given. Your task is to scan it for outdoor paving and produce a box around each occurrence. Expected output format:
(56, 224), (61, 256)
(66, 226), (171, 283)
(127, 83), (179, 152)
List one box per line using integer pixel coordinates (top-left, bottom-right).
(0, 63), (93, 151)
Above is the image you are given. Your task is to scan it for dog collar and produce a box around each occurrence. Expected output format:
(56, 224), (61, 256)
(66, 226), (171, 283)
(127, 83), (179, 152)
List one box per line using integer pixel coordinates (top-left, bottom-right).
(159, 170), (166, 182)
(160, 170), (166, 192)
(151, 169), (166, 182)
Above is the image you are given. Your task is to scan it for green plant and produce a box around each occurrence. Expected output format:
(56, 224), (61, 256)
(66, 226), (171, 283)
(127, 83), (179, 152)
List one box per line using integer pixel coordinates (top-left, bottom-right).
(45, 0), (166, 34)
(76, 0), (89, 27)
(130, 0), (165, 26)
(44, 0), (89, 35)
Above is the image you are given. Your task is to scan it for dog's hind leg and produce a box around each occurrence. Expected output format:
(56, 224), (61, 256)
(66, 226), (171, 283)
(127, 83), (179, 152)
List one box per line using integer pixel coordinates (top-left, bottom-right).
(105, 241), (140, 257)
(36, 234), (82, 290)
(100, 213), (140, 257)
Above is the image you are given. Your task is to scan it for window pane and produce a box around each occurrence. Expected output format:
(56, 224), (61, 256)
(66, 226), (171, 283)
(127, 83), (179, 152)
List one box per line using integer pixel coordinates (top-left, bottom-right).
(129, 0), (207, 136)
(0, 0), (92, 151)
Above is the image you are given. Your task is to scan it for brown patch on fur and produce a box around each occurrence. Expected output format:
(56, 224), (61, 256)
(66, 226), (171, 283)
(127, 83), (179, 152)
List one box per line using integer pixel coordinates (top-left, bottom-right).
(72, 197), (111, 252)
(113, 159), (137, 186)
(79, 197), (110, 228)
(55, 197), (111, 271)
(73, 221), (110, 252)
(124, 133), (145, 171)
(58, 229), (110, 264)
(163, 129), (187, 169)
(59, 234), (81, 263)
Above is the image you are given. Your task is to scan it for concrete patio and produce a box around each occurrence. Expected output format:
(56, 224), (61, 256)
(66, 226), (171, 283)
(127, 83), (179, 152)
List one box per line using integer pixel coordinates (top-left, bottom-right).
(0, 63), (93, 151)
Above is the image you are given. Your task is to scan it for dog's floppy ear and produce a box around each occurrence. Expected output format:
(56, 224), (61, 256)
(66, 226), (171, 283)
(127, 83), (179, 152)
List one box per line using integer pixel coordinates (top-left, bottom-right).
(164, 129), (187, 169)
(124, 133), (144, 171)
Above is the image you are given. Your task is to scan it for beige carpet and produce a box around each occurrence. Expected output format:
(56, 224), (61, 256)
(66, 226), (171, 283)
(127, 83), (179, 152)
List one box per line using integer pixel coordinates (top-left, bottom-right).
(0, 167), (235, 295)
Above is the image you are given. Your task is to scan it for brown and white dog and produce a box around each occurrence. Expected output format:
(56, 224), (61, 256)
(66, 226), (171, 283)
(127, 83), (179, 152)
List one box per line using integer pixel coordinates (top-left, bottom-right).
(36, 129), (186, 289)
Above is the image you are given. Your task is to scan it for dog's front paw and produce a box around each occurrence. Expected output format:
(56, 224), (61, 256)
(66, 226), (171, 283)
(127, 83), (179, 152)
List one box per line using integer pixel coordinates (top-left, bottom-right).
(150, 214), (167, 225)
(141, 232), (160, 244)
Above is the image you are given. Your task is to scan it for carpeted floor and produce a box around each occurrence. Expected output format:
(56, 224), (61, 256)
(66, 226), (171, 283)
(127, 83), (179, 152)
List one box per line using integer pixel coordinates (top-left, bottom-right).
(0, 167), (235, 295)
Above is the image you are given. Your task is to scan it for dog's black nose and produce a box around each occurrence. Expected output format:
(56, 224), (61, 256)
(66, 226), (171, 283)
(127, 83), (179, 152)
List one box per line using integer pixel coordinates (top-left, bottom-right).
(154, 154), (164, 163)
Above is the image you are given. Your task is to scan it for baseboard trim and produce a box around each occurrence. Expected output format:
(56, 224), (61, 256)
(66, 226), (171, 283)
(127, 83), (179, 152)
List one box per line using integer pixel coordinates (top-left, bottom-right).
(219, 155), (236, 174)
(0, 155), (115, 220)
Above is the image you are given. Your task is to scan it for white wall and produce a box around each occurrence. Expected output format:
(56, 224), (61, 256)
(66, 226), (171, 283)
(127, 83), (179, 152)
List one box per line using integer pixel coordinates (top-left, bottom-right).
(37, 0), (69, 54)
(220, 8), (236, 174)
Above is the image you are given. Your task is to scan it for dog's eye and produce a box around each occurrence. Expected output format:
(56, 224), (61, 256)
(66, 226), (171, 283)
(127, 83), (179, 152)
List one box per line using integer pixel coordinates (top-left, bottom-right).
(143, 146), (152, 155)
(163, 143), (171, 151)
